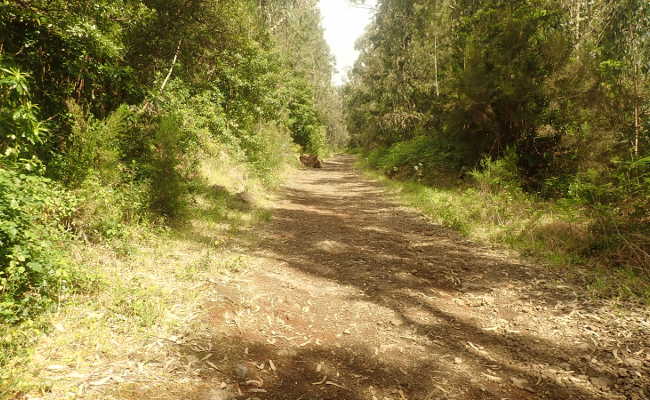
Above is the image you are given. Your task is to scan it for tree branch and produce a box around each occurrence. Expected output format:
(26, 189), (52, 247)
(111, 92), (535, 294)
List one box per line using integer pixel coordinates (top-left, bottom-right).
(160, 39), (182, 92)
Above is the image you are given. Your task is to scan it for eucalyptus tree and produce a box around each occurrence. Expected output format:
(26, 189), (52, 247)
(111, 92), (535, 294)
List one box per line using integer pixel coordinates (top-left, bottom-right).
(345, 0), (648, 190)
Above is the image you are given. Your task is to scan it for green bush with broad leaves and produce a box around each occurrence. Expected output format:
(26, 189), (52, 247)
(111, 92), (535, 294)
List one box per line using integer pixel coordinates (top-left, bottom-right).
(0, 61), (48, 168)
(0, 168), (77, 324)
(0, 61), (81, 324)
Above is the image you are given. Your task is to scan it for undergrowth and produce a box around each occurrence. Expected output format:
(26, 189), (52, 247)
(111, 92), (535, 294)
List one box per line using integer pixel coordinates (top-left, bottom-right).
(0, 149), (282, 398)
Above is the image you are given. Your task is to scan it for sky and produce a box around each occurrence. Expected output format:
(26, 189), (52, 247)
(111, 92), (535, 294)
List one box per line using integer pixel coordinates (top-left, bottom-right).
(318, 0), (376, 86)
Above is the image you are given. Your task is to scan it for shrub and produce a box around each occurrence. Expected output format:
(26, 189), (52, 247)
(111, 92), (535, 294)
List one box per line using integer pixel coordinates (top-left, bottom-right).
(470, 148), (523, 193)
(0, 168), (77, 324)
(143, 112), (195, 219)
(51, 101), (128, 187)
(0, 62), (48, 163)
(366, 146), (389, 169)
(71, 175), (150, 240)
(364, 136), (459, 180)
(247, 122), (298, 185)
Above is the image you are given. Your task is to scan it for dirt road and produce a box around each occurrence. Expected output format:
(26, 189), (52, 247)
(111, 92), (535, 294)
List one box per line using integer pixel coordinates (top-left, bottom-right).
(195, 155), (649, 400)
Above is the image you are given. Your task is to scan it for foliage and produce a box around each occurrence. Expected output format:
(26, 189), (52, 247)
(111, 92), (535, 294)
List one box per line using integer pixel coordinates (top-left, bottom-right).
(143, 112), (194, 219)
(0, 60), (48, 166)
(470, 149), (522, 194)
(0, 168), (76, 324)
(366, 136), (459, 178)
(51, 101), (128, 186)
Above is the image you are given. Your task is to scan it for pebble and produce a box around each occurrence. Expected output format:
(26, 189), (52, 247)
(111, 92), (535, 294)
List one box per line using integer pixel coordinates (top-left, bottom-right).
(235, 364), (249, 380)
(511, 377), (534, 392)
(278, 348), (297, 358)
(590, 376), (613, 391)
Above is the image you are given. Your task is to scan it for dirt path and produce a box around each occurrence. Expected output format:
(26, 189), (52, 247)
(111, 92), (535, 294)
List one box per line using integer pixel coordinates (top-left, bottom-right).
(193, 155), (649, 400)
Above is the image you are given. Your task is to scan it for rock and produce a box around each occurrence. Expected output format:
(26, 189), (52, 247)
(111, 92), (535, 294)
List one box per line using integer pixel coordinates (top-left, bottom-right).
(454, 357), (463, 364)
(235, 190), (254, 204)
(590, 376), (613, 391)
(511, 377), (534, 392)
(278, 348), (297, 358)
(233, 190), (254, 210)
(235, 364), (249, 380)
(299, 154), (323, 168)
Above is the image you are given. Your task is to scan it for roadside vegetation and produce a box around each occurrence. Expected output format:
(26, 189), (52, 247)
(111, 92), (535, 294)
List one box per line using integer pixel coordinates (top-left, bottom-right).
(345, 0), (649, 301)
(0, 0), (344, 396)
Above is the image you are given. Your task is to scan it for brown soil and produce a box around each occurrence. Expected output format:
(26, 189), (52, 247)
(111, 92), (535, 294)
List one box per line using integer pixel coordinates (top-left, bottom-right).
(181, 155), (650, 400)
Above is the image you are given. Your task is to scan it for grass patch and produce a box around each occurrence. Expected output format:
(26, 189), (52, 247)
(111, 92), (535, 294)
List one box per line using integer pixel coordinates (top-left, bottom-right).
(0, 153), (281, 399)
(357, 159), (650, 304)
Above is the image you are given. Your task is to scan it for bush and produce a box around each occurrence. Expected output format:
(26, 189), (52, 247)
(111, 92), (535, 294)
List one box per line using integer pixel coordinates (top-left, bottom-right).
(72, 175), (150, 240)
(0, 168), (77, 324)
(0, 61), (48, 163)
(366, 146), (389, 169)
(247, 122), (299, 185)
(365, 136), (459, 180)
(143, 112), (195, 219)
(470, 148), (523, 193)
(51, 101), (128, 187)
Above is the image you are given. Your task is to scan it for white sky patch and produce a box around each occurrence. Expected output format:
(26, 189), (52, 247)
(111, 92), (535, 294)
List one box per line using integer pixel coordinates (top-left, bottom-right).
(319, 0), (376, 86)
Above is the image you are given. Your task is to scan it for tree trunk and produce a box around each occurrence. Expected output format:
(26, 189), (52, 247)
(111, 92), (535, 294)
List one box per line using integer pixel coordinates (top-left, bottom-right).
(434, 32), (439, 97)
(634, 61), (640, 157)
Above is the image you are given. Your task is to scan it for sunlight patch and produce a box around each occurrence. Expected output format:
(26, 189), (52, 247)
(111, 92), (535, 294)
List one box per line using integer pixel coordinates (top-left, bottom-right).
(315, 240), (349, 254)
